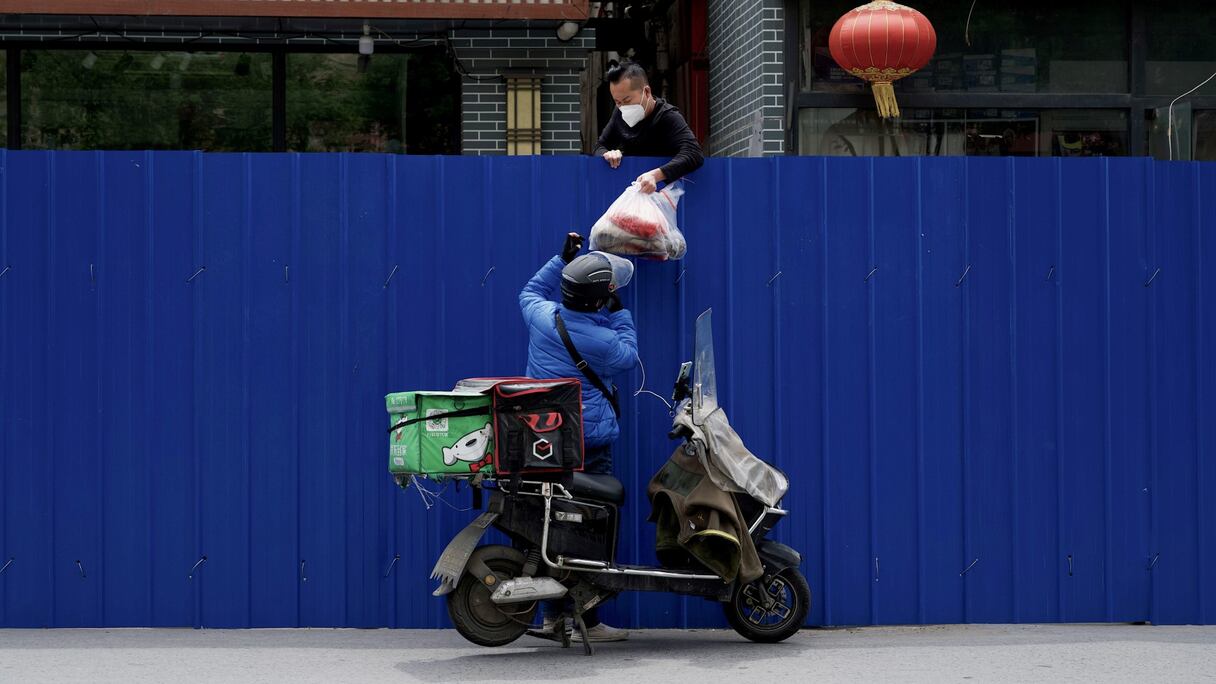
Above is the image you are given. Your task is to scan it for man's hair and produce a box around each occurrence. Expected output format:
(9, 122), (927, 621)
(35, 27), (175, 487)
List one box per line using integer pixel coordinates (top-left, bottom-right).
(606, 61), (649, 90)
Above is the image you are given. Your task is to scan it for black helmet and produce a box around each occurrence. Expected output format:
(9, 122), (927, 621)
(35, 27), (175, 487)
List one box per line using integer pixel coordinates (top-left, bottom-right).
(561, 253), (616, 312)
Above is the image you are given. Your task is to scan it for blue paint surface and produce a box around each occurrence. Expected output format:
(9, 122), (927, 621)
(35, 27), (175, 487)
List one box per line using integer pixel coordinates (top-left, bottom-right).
(0, 152), (1211, 627)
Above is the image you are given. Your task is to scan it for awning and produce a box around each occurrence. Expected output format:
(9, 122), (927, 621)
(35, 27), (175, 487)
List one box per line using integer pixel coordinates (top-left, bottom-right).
(0, 0), (590, 21)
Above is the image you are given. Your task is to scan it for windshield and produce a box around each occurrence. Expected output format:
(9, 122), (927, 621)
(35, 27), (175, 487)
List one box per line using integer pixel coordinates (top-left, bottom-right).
(692, 308), (719, 426)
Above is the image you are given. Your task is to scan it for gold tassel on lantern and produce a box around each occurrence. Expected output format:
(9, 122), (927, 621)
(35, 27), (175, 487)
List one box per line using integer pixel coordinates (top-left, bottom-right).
(871, 81), (900, 119)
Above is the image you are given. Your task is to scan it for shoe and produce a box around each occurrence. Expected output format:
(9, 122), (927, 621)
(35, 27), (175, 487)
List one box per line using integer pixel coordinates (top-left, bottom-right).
(535, 617), (573, 643)
(572, 623), (629, 642)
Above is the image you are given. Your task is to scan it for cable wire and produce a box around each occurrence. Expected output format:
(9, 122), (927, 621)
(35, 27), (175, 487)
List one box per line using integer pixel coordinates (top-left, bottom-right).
(1168, 69), (1216, 160)
(633, 356), (674, 414)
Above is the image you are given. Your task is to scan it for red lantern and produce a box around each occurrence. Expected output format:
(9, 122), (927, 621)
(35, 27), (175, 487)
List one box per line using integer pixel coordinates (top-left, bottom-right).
(828, 1), (936, 119)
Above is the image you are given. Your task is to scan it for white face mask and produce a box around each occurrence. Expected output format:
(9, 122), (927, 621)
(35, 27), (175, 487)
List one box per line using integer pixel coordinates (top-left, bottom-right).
(619, 104), (646, 127)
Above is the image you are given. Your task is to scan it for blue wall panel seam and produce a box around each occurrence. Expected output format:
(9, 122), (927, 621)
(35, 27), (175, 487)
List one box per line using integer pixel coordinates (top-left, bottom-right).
(242, 154), (254, 627)
(1146, 162), (1160, 624)
(960, 158), (972, 622)
(770, 158), (783, 479)
(866, 158), (878, 623)
(144, 151), (156, 624)
(1102, 159), (1114, 621)
(290, 154), (303, 628)
(1054, 159), (1067, 622)
(1193, 165), (1207, 623)
(1008, 157), (1021, 622)
(0, 147), (6, 627)
(385, 154), (398, 629)
(340, 154), (352, 626)
(434, 156), (447, 628)
(819, 157), (832, 626)
(191, 150), (204, 628)
(914, 158), (926, 624)
(48, 155), (58, 627)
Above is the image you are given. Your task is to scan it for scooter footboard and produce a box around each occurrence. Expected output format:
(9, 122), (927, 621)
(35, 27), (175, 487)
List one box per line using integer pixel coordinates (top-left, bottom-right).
(589, 568), (733, 600)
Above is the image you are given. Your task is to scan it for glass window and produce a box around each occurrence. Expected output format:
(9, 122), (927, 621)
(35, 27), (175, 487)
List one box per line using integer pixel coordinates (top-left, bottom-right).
(1148, 102), (1190, 161)
(287, 53), (405, 153)
(403, 49), (462, 155)
(1146, 3), (1216, 97)
(799, 0), (1129, 94)
(286, 49), (459, 154)
(799, 108), (1127, 157)
(505, 76), (542, 156)
(0, 50), (7, 147)
(1152, 108), (1216, 161)
(1195, 111), (1216, 161)
(21, 50), (272, 151)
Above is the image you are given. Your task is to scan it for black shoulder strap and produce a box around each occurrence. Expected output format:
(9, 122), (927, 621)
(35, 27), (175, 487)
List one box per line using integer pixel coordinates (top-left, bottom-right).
(554, 311), (620, 417)
(386, 405), (491, 433)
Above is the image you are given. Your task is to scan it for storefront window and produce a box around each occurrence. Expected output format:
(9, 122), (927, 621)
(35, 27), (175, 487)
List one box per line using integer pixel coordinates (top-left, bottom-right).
(1195, 111), (1216, 161)
(1146, 3), (1216, 97)
(1157, 109), (1216, 161)
(286, 49), (459, 154)
(799, 0), (1129, 94)
(0, 50), (7, 147)
(21, 50), (272, 151)
(799, 108), (1127, 157)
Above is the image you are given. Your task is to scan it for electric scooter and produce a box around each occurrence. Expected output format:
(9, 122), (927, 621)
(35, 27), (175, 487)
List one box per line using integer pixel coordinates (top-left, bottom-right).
(422, 310), (809, 654)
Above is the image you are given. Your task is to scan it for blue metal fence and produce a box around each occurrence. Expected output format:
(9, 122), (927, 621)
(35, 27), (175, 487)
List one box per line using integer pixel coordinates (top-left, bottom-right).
(0, 151), (1212, 628)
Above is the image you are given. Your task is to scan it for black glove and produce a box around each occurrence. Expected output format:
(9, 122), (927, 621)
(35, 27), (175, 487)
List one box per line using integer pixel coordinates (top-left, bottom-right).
(561, 232), (584, 263)
(606, 292), (624, 313)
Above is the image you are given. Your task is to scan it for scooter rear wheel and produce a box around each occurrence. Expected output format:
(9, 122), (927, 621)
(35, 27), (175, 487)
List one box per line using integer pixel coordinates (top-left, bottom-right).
(446, 546), (536, 647)
(724, 567), (810, 643)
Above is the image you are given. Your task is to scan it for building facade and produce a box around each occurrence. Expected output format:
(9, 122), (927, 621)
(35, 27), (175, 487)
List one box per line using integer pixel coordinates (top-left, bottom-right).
(0, 0), (596, 156)
(779, 0), (1216, 160)
(706, 0), (786, 157)
(2, 2), (1212, 160)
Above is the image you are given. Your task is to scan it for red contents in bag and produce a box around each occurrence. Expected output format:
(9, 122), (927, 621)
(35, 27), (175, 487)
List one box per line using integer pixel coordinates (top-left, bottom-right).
(607, 211), (663, 239)
(590, 182), (687, 261)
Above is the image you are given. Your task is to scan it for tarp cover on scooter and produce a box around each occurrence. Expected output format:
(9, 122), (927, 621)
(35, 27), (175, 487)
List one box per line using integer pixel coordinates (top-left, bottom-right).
(671, 405), (789, 508)
(647, 444), (763, 583)
(679, 309), (789, 507)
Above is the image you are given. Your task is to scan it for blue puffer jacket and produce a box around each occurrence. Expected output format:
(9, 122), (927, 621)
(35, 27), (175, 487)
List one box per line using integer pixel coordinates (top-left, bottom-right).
(519, 255), (639, 448)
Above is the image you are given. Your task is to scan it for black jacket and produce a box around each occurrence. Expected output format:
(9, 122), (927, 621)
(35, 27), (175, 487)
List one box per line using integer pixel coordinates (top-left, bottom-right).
(593, 99), (705, 182)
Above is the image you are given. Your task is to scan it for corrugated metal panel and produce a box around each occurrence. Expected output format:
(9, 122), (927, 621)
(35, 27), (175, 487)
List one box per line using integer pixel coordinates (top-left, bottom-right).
(0, 151), (1213, 628)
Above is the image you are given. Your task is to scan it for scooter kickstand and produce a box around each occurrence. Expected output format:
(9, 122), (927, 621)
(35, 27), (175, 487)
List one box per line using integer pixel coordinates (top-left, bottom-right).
(559, 616), (573, 650)
(574, 614), (594, 656)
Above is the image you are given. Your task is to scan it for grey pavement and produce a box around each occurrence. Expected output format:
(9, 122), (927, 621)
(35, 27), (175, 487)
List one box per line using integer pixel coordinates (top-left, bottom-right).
(1, 624), (1214, 684)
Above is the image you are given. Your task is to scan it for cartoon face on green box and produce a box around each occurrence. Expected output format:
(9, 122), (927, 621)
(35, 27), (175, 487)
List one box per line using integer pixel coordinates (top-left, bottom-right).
(387, 392), (495, 477)
(442, 422), (493, 467)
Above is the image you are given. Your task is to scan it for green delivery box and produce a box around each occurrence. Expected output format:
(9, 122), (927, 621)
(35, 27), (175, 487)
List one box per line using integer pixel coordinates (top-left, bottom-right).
(386, 391), (494, 478)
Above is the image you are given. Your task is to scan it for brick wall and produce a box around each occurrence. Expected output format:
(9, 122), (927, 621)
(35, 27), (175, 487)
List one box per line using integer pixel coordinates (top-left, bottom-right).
(450, 28), (596, 155)
(706, 0), (786, 157)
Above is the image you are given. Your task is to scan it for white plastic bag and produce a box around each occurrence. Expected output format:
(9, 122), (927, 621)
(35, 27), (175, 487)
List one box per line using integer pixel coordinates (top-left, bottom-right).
(589, 181), (686, 261)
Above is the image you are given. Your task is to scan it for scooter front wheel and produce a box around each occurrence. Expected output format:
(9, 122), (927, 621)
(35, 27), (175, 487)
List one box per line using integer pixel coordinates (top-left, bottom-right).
(446, 545), (536, 647)
(724, 566), (810, 643)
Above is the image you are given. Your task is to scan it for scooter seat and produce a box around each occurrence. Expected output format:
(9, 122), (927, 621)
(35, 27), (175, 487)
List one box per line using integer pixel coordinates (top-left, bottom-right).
(568, 472), (625, 505)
